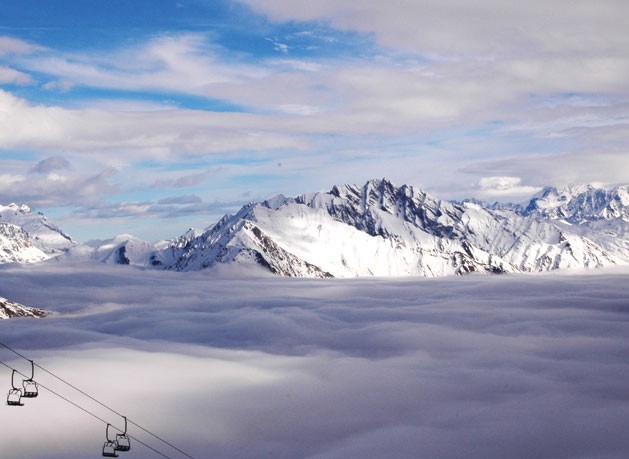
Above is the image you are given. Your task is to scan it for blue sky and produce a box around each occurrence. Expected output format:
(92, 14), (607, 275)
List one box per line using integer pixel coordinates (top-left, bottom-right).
(1, 0), (628, 241)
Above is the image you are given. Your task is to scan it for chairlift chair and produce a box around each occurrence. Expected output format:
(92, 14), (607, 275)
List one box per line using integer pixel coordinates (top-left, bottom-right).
(7, 370), (23, 406)
(21, 360), (38, 398)
(102, 424), (119, 457)
(114, 416), (131, 452)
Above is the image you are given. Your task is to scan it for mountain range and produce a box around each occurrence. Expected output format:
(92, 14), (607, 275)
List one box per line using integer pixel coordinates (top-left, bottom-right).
(1, 179), (627, 278)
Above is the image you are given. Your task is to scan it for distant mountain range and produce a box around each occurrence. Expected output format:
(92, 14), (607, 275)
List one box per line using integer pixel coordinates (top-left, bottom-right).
(1, 179), (628, 278)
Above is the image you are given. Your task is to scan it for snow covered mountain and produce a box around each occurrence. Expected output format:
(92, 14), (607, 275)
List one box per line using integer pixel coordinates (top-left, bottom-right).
(151, 179), (627, 277)
(515, 185), (629, 261)
(0, 221), (49, 264)
(520, 185), (628, 222)
(3, 180), (627, 277)
(64, 234), (157, 266)
(0, 203), (75, 254)
(0, 296), (48, 319)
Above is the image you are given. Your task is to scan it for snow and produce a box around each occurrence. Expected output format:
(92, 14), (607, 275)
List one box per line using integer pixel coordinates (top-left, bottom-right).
(1, 181), (628, 278)
(0, 222), (49, 264)
(0, 203), (74, 254)
(0, 295), (47, 319)
(0, 262), (628, 458)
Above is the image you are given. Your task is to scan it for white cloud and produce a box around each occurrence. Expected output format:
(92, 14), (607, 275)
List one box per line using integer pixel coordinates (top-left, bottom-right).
(0, 65), (32, 84)
(0, 167), (117, 207)
(265, 37), (289, 53)
(0, 36), (41, 56)
(0, 173), (25, 187)
(41, 79), (75, 91)
(21, 33), (260, 97)
(241, 0), (629, 57)
(478, 176), (541, 198)
(0, 264), (628, 458)
(0, 89), (308, 161)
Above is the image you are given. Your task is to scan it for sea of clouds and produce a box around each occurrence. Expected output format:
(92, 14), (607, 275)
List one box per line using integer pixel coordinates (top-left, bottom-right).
(1, 262), (628, 459)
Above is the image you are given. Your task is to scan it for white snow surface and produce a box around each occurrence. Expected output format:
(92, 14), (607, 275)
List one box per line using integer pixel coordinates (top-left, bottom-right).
(0, 221), (49, 264)
(156, 179), (627, 277)
(0, 203), (74, 254)
(63, 234), (157, 266)
(0, 262), (627, 458)
(3, 180), (628, 277)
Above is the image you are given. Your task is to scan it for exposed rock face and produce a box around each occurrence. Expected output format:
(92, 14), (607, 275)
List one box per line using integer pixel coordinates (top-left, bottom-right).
(520, 185), (629, 223)
(151, 179), (626, 277)
(6, 180), (627, 278)
(0, 296), (48, 319)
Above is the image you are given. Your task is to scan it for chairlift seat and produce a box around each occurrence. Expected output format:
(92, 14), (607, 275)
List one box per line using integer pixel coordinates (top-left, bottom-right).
(115, 434), (131, 451)
(102, 440), (119, 457)
(7, 388), (23, 406)
(22, 380), (38, 398)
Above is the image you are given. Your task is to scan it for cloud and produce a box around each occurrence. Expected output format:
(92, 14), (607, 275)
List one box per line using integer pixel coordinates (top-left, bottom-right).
(30, 156), (71, 174)
(0, 167), (117, 207)
(241, 0), (629, 57)
(0, 89), (308, 161)
(265, 37), (289, 53)
(151, 171), (209, 189)
(157, 194), (203, 205)
(41, 79), (75, 91)
(0, 65), (32, 84)
(0, 36), (41, 56)
(20, 33), (258, 97)
(0, 264), (628, 458)
(70, 196), (242, 221)
(477, 176), (541, 199)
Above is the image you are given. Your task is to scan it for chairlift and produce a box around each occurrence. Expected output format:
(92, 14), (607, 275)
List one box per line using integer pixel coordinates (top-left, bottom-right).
(114, 416), (131, 452)
(102, 423), (119, 457)
(7, 370), (23, 406)
(21, 360), (38, 398)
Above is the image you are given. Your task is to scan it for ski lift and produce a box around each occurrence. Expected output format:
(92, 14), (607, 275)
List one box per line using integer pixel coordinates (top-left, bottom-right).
(114, 416), (131, 452)
(21, 360), (38, 398)
(7, 370), (23, 406)
(102, 423), (119, 457)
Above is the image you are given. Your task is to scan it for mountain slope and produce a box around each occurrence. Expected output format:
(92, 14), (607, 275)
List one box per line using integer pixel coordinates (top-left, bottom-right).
(62, 234), (157, 266)
(0, 296), (48, 319)
(154, 179), (625, 277)
(517, 184), (629, 261)
(0, 203), (75, 254)
(0, 222), (49, 264)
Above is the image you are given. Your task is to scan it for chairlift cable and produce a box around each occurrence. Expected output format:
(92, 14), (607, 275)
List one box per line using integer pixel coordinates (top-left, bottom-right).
(1, 359), (171, 458)
(0, 341), (196, 458)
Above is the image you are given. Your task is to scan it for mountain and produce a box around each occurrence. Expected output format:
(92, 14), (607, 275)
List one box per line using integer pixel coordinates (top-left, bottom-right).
(150, 179), (626, 277)
(516, 185), (629, 261)
(0, 221), (49, 264)
(0, 203), (75, 254)
(0, 296), (48, 319)
(64, 234), (157, 266)
(520, 185), (628, 222)
(4, 180), (627, 277)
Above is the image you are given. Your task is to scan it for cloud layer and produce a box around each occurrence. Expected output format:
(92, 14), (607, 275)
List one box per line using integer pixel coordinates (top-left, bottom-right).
(0, 263), (628, 458)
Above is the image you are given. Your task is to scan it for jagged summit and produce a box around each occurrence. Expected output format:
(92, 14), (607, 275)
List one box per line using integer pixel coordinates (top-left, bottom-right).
(521, 184), (628, 223)
(2, 179), (628, 277)
(141, 179), (626, 277)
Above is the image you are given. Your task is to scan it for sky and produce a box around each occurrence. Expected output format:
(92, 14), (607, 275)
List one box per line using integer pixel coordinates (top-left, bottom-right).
(0, 0), (628, 242)
(0, 263), (628, 458)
